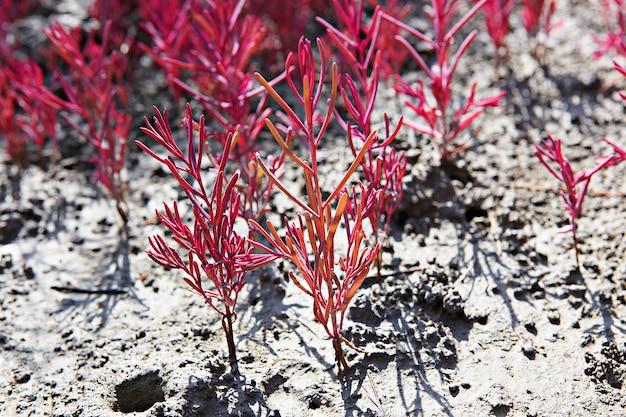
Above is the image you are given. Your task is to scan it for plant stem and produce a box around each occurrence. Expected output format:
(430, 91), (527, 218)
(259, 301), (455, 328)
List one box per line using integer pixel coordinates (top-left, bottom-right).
(573, 229), (581, 272)
(333, 338), (350, 374)
(375, 249), (383, 280)
(222, 313), (239, 375)
(117, 202), (128, 225)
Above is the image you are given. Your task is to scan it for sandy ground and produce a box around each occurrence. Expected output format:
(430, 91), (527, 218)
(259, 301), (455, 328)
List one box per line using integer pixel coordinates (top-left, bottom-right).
(1, 0), (626, 416)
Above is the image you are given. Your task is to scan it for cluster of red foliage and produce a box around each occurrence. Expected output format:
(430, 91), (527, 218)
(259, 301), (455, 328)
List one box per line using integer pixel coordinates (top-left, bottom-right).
(533, 0), (626, 269)
(4, 0), (626, 375)
(249, 37), (396, 372)
(43, 21), (132, 222)
(138, 104), (279, 372)
(1, 13), (131, 222)
(0, 0), (330, 224)
(474, 0), (557, 62)
(384, 0), (505, 162)
(0, 47), (62, 165)
(534, 136), (614, 269)
(318, 0), (406, 269)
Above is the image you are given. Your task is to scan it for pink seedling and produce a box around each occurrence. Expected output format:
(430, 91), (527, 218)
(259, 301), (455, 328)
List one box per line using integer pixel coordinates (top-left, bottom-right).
(0, 46), (66, 165)
(138, 0), (193, 100)
(42, 19), (131, 223)
(383, 0), (505, 162)
(592, 0), (625, 59)
(474, 0), (516, 64)
(602, 138), (626, 167)
(534, 135), (614, 269)
(317, 0), (406, 272)
(250, 38), (382, 373)
(520, 0), (557, 59)
(137, 104), (278, 373)
(520, 0), (556, 37)
(163, 0), (283, 221)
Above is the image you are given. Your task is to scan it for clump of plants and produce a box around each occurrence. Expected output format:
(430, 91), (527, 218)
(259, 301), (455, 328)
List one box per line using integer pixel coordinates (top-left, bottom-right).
(383, 0), (505, 163)
(534, 136), (614, 270)
(473, 0), (516, 65)
(520, 0), (557, 60)
(0, 16), (133, 224)
(318, 0), (406, 273)
(140, 0), (287, 222)
(43, 20), (132, 223)
(5, 0), (626, 393)
(533, 10), (626, 269)
(250, 37), (401, 372)
(138, 104), (279, 373)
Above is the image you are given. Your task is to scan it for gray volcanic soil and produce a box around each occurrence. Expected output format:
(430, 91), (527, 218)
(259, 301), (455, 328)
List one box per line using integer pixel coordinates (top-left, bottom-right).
(2, 0), (626, 416)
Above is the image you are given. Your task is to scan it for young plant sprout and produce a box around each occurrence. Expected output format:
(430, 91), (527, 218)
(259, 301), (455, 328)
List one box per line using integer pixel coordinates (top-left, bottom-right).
(318, 0), (406, 275)
(249, 38), (393, 373)
(473, 0), (516, 65)
(534, 135), (613, 269)
(520, 0), (557, 59)
(137, 104), (278, 374)
(43, 19), (131, 223)
(382, 0), (505, 163)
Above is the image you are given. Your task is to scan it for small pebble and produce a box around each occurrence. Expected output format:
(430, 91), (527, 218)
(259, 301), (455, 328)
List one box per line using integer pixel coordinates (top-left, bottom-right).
(521, 342), (535, 358)
(220, 372), (234, 384)
(580, 334), (594, 347)
(524, 321), (537, 334)
(14, 370), (30, 384)
(547, 310), (561, 325)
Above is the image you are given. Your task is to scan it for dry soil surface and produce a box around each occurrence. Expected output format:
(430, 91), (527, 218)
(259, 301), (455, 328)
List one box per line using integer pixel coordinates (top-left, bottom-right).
(1, 1), (626, 416)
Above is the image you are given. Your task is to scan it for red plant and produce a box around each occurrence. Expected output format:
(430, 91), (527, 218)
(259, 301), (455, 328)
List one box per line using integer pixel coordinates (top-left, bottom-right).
(602, 138), (626, 169)
(474, 0), (516, 63)
(318, 0), (406, 270)
(250, 38), (382, 373)
(164, 0), (283, 221)
(137, 104), (278, 373)
(0, 45), (68, 165)
(383, 0), (505, 162)
(0, 0), (40, 29)
(177, 0), (269, 148)
(534, 135), (614, 269)
(138, 0), (194, 100)
(520, 0), (557, 59)
(520, 0), (555, 36)
(42, 20), (131, 223)
(592, 0), (625, 59)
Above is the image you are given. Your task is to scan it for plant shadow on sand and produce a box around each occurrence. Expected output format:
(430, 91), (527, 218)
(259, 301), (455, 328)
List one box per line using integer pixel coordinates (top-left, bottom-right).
(181, 371), (278, 417)
(51, 226), (143, 331)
